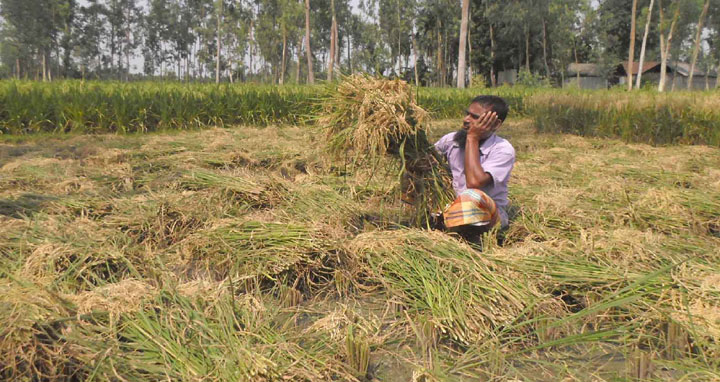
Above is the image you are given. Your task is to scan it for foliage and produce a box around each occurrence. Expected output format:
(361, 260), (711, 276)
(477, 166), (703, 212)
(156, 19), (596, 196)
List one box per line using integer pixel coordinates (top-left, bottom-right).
(2, 0), (716, 88)
(515, 69), (552, 88)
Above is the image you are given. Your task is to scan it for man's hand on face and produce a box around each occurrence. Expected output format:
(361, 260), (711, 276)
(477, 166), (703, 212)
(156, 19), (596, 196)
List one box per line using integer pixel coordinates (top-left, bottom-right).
(466, 111), (500, 141)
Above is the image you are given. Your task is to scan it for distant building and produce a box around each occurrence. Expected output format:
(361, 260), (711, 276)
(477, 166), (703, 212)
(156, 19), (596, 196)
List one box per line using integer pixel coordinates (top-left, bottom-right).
(564, 63), (608, 89)
(664, 62), (718, 90)
(615, 61), (718, 90)
(497, 69), (517, 86)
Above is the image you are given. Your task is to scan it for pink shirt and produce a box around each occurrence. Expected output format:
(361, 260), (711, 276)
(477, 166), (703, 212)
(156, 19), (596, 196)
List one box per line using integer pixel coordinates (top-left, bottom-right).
(435, 132), (516, 227)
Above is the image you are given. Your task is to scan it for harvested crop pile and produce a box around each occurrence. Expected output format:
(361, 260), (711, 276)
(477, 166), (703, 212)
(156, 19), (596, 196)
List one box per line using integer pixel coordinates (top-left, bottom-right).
(349, 229), (552, 345)
(319, 75), (455, 225)
(173, 220), (332, 289)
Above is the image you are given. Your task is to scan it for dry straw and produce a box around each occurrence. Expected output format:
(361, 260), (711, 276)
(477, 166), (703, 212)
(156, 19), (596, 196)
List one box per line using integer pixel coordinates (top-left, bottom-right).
(319, 75), (455, 225)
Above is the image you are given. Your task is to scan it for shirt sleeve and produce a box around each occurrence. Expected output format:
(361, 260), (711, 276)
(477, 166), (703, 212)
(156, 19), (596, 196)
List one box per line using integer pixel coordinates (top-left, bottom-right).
(482, 149), (515, 185)
(434, 134), (451, 155)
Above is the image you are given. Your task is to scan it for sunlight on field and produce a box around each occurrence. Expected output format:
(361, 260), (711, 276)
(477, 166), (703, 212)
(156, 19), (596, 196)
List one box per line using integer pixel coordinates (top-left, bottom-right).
(1, 119), (719, 381)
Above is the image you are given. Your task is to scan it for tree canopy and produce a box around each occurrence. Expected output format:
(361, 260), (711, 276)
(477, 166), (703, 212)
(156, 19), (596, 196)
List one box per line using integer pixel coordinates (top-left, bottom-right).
(0, 0), (717, 86)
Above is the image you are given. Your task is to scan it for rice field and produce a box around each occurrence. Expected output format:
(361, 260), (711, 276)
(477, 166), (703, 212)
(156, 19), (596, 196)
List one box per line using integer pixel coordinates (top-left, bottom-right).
(0, 80), (529, 135)
(2, 81), (719, 150)
(2, 107), (719, 381)
(528, 90), (720, 146)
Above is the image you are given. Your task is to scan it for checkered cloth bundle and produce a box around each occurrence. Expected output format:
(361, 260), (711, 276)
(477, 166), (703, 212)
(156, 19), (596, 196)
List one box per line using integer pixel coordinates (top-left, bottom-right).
(443, 189), (498, 228)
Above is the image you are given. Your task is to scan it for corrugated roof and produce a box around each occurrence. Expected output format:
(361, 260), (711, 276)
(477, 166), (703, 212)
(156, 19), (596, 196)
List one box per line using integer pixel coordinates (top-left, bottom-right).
(620, 61), (660, 75)
(667, 62), (716, 77)
(567, 63), (602, 77)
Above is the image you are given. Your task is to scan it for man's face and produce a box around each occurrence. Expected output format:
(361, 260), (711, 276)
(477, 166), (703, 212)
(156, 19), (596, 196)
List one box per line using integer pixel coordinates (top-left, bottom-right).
(462, 103), (501, 139)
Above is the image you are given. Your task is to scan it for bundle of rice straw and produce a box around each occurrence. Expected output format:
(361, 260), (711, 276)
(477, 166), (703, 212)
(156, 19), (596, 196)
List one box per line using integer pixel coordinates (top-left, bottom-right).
(319, 75), (455, 225)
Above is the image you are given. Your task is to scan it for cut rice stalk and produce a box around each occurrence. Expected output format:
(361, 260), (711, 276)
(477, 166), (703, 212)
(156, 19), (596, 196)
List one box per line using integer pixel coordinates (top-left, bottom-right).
(319, 75), (454, 225)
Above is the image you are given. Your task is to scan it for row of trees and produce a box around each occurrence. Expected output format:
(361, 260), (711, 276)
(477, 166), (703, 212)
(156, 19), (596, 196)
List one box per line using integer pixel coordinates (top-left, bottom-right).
(0, 0), (718, 88)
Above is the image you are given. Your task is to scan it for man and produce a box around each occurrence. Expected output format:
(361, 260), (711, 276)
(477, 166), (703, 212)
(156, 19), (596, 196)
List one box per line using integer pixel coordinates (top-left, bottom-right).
(434, 95), (515, 239)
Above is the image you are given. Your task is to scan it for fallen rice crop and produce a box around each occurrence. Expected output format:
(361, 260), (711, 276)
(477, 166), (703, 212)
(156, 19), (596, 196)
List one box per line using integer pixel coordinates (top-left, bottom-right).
(1, 111), (720, 380)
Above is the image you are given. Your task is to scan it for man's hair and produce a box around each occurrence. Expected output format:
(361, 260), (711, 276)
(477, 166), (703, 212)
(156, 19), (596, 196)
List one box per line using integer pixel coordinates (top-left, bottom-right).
(471, 95), (509, 122)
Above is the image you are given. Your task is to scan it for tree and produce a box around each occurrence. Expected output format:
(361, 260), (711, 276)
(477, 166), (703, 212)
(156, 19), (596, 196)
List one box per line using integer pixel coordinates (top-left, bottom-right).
(708, 0), (720, 88)
(657, 0), (680, 92)
(277, 0), (303, 84)
(215, 0), (222, 83)
(0, 0), (59, 80)
(103, 0), (141, 80)
(635, 0), (655, 88)
(456, 0), (469, 88)
(74, 0), (106, 79)
(687, 0), (710, 89)
(627, 0), (638, 90)
(327, 0), (337, 81)
(304, 0), (314, 83)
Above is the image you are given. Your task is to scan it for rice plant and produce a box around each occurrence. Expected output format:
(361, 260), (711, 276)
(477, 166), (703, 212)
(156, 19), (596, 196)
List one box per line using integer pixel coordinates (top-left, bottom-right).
(528, 89), (720, 146)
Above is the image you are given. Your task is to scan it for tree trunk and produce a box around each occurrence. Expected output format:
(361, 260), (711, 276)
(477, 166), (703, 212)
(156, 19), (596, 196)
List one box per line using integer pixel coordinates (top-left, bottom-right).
(524, 26), (530, 72)
(110, 22), (116, 76)
(688, 0), (709, 89)
(249, 19), (255, 75)
(542, 18), (550, 78)
(15, 58), (20, 80)
(304, 0), (314, 84)
(327, 0), (336, 81)
(437, 20), (442, 86)
(334, 20), (340, 71)
(574, 42), (580, 84)
(215, 0), (222, 83)
(42, 53), (47, 82)
(659, 40), (667, 92)
(412, 24), (419, 86)
(347, 33), (352, 74)
(705, 70), (709, 90)
(468, 17), (472, 86)
(443, 26), (448, 86)
(657, 2), (679, 92)
(672, 56), (679, 91)
(456, 0), (469, 88)
(296, 34), (303, 83)
(396, 0), (401, 76)
(125, 6), (131, 82)
(627, 0), (638, 90)
(635, 0), (655, 89)
(490, 23), (496, 87)
(280, 26), (287, 85)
